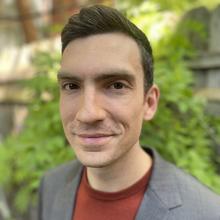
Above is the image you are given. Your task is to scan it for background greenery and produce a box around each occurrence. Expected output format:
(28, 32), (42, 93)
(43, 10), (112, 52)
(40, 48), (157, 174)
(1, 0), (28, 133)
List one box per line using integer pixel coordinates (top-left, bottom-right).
(0, 0), (219, 217)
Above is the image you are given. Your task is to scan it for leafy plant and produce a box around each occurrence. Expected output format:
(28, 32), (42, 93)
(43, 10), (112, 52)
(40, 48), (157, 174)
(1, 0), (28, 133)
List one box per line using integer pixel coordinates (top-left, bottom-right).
(0, 51), (74, 215)
(133, 2), (220, 192)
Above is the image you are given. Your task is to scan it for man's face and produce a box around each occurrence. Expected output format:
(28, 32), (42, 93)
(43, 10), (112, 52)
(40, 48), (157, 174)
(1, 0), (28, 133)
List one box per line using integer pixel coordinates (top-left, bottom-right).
(59, 33), (159, 168)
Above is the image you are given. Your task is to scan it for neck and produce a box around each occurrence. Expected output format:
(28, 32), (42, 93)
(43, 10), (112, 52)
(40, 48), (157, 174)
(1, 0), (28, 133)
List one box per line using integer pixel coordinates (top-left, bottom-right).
(86, 145), (152, 192)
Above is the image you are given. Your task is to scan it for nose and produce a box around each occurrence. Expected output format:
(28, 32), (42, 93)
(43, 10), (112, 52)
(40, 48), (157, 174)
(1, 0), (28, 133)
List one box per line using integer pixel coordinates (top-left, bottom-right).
(75, 88), (106, 124)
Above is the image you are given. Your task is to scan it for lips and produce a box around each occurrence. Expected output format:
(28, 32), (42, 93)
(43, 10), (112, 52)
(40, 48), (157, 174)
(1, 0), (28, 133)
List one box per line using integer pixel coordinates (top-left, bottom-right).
(77, 133), (113, 138)
(75, 133), (115, 146)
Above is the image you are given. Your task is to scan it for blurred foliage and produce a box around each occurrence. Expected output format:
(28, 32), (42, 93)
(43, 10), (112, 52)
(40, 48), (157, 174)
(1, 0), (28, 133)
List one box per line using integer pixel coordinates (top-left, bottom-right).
(117, 0), (220, 13)
(135, 1), (220, 191)
(135, 1), (220, 192)
(0, 0), (220, 217)
(0, 51), (74, 215)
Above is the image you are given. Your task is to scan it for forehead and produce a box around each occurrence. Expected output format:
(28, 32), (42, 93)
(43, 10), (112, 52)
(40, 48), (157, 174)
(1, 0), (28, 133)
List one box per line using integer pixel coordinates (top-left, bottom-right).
(60, 33), (143, 79)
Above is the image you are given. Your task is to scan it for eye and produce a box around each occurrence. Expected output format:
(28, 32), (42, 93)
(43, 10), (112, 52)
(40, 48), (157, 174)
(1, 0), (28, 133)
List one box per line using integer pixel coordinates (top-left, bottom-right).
(62, 83), (79, 90)
(110, 82), (125, 90)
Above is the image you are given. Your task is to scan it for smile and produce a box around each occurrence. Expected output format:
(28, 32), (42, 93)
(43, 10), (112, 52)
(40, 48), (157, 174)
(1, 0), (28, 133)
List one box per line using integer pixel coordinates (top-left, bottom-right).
(76, 133), (115, 146)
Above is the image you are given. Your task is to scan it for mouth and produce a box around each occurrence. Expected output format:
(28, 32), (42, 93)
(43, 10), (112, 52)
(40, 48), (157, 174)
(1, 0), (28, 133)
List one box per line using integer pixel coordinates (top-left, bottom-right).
(75, 133), (116, 146)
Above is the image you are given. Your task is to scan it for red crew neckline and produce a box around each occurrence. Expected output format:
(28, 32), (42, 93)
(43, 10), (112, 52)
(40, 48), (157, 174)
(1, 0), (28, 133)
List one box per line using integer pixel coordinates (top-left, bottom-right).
(82, 166), (152, 201)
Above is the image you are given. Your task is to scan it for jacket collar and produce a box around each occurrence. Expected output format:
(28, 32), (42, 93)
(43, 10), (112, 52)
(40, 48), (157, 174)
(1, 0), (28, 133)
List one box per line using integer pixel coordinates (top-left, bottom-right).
(149, 148), (182, 208)
(51, 147), (183, 220)
(136, 148), (182, 220)
(50, 162), (83, 220)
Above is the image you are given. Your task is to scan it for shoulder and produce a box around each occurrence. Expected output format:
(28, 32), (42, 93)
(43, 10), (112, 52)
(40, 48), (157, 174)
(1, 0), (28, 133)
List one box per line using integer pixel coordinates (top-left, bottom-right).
(42, 159), (83, 190)
(39, 160), (82, 203)
(148, 148), (220, 219)
(170, 163), (220, 219)
(38, 160), (83, 220)
(172, 161), (219, 201)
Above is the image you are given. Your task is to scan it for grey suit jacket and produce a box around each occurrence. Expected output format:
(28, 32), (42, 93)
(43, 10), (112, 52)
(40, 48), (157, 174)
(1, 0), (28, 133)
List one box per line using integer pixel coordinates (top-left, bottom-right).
(38, 148), (220, 220)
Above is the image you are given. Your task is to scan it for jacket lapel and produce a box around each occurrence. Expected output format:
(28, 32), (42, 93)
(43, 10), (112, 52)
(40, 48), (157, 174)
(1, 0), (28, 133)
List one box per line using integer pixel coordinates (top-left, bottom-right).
(50, 164), (83, 220)
(136, 149), (182, 220)
(50, 148), (183, 220)
(136, 189), (169, 220)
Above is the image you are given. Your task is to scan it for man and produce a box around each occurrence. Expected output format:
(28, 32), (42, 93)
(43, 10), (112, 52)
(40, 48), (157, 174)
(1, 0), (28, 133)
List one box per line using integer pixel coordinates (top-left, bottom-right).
(38, 5), (220, 220)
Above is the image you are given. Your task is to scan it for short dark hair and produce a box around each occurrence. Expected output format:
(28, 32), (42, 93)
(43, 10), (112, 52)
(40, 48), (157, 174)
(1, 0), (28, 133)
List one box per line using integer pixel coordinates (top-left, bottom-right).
(61, 5), (153, 90)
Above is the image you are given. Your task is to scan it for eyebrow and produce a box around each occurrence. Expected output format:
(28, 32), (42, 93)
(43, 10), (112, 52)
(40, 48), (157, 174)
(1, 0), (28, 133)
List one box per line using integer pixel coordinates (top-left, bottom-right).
(57, 70), (136, 84)
(57, 71), (80, 82)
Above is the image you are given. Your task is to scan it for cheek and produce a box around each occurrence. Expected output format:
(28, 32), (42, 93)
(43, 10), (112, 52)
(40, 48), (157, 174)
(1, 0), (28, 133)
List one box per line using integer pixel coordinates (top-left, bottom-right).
(109, 99), (145, 129)
(59, 95), (76, 125)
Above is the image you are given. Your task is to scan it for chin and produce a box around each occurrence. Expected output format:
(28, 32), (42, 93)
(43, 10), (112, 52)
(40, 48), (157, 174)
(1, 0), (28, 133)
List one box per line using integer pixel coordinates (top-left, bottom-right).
(79, 159), (112, 168)
(75, 151), (116, 168)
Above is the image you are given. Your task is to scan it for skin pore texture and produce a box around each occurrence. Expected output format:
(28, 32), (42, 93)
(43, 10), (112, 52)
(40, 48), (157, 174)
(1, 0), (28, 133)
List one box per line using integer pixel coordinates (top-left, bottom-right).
(59, 33), (160, 192)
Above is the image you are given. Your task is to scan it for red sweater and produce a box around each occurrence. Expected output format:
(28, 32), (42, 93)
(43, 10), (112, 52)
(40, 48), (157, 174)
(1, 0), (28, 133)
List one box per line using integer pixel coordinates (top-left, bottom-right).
(72, 166), (152, 220)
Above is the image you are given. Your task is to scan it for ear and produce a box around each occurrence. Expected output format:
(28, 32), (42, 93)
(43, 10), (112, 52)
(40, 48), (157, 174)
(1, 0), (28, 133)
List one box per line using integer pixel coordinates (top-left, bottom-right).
(143, 84), (160, 121)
